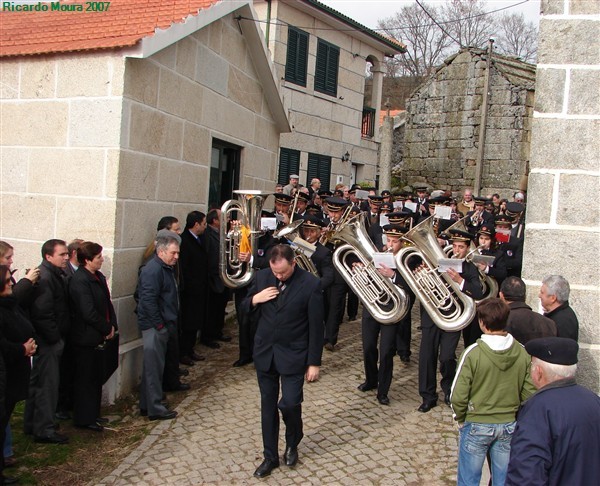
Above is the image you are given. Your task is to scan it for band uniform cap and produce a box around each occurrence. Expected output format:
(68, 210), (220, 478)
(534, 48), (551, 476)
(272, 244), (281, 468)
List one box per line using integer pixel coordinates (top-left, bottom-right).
(393, 191), (408, 201)
(414, 184), (428, 191)
(388, 209), (415, 224)
(325, 196), (350, 211)
(429, 196), (451, 206)
(525, 337), (578, 365)
(380, 202), (394, 212)
(368, 195), (384, 205)
(381, 190), (391, 197)
(505, 202), (525, 214)
(349, 184), (361, 191)
(289, 174), (300, 179)
(301, 214), (325, 229)
(297, 192), (311, 202)
(495, 214), (512, 225)
(274, 193), (293, 204)
(473, 196), (488, 204)
(383, 224), (409, 237)
(448, 228), (473, 242)
(318, 189), (333, 197)
(305, 204), (323, 217)
(477, 225), (495, 237)
(349, 205), (362, 215)
(156, 229), (181, 245)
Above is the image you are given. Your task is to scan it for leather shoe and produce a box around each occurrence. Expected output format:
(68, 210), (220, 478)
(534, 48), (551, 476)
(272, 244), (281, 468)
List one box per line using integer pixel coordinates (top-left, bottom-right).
(417, 400), (438, 413)
(76, 423), (104, 432)
(164, 382), (190, 392)
(377, 395), (390, 405)
(357, 382), (377, 392)
(444, 393), (451, 406)
(399, 355), (411, 363)
(149, 410), (177, 421)
(324, 343), (335, 352)
(283, 446), (298, 467)
(34, 432), (69, 444)
(232, 358), (253, 367)
(190, 351), (206, 361)
(217, 334), (232, 342)
(202, 341), (220, 349)
(253, 458), (279, 478)
(179, 356), (195, 366)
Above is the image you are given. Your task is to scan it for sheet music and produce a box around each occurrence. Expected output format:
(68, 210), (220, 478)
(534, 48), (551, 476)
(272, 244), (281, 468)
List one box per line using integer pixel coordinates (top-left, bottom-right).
(434, 205), (452, 220)
(379, 214), (390, 227)
(471, 254), (496, 266)
(261, 217), (277, 231)
(355, 189), (369, 200)
(372, 252), (396, 269)
(404, 201), (417, 212)
(438, 258), (464, 273)
(393, 201), (403, 210)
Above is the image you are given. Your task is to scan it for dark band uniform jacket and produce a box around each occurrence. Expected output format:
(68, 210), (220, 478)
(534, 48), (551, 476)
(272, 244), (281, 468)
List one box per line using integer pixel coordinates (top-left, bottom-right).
(242, 267), (324, 375)
(310, 243), (335, 291)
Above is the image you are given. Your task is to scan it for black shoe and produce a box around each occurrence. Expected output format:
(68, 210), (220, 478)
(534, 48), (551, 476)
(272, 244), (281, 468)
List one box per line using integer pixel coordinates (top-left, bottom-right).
(201, 341), (220, 349)
(444, 393), (451, 406)
(190, 351), (206, 361)
(179, 356), (195, 366)
(232, 358), (253, 367)
(55, 411), (71, 421)
(164, 382), (190, 392)
(34, 432), (69, 444)
(2, 476), (19, 484)
(217, 334), (232, 342)
(253, 458), (279, 478)
(149, 410), (177, 421)
(76, 423), (104, 432)
(178, 368), (189, 376)
(399, 355), (411, 363)
(324, 343), (335, 352)
(283, 446), (298, 467)
(377, 395), (390, 405)
(348, 315), (357, 321)
(357, 382), (377, 392)
(96, 417), (109, 424)
(417, 400), (438, 413)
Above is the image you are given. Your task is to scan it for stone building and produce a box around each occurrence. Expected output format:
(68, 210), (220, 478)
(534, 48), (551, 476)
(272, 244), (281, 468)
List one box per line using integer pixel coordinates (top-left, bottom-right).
(400, 48), (536, 197)
(522, 0), (599, 392)
(252, 0), (405, 189)
(0, 0), (289, 398)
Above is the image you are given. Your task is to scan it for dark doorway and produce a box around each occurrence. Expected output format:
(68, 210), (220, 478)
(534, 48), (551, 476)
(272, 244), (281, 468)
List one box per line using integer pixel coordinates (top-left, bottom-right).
(209, 139), (241, 209)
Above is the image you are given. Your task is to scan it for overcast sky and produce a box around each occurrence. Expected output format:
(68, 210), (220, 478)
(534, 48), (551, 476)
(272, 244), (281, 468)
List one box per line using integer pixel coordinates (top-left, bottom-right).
(318, 0), (541, 29)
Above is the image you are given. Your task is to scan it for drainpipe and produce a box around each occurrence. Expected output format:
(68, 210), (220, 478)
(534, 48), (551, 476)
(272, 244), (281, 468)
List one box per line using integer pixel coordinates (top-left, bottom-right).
(265, 0), (272, 45)
(474, 39), (494, 195)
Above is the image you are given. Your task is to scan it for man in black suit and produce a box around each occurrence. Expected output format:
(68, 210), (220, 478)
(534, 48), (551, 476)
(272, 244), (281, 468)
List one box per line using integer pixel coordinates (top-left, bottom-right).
(242, 244), (324, 478)
(179, 211), (209, 365)
(417, 229), (484, 413)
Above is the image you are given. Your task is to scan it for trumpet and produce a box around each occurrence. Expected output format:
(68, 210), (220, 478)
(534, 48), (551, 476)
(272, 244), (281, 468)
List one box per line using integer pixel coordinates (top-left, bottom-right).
(219, 190), (271, 289)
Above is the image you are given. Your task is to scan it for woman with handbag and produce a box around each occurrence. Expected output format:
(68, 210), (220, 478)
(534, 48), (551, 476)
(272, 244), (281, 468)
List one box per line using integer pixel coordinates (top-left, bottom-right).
(69, 242), (117, 432)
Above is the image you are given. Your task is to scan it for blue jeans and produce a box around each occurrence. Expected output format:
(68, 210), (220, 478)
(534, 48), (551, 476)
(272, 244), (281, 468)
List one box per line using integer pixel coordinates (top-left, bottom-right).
(457, 421), (516, 486)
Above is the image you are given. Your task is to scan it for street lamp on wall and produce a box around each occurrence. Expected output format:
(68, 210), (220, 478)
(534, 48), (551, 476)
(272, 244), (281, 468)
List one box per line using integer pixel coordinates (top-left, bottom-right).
(341, 151), (350, 162)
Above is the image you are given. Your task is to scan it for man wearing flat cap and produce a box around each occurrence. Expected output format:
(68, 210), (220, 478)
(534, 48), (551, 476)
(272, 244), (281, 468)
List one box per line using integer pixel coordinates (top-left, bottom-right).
(283, 174), (300, 196)
(506, 337), (600, 486)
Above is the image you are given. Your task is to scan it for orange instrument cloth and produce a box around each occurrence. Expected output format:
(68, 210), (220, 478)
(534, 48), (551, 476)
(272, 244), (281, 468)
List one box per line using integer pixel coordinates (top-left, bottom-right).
(239, 225), (252, 253)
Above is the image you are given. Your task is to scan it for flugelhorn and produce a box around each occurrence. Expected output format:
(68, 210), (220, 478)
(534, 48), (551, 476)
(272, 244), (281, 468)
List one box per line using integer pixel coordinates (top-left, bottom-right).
(219, 190), (271, 289)
(394, 216), (476, 332)
(274, 220), (319, 277)
(330, 212), (409, 324)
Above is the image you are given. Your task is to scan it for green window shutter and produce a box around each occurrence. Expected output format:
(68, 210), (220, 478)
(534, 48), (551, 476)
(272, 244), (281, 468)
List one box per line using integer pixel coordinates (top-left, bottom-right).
(314, 39), (339, 97)
(307, 153), (331, 190)
(278, 148), (300, 185)
(285, 27), (308, 86)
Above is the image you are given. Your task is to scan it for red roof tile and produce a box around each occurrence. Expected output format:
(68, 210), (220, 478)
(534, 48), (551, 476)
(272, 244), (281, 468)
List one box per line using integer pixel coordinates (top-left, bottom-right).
(0, 0), (221, 57)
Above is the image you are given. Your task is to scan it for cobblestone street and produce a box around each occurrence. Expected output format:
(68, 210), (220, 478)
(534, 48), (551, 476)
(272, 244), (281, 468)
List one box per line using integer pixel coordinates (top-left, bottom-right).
(99, 307), (464, 485)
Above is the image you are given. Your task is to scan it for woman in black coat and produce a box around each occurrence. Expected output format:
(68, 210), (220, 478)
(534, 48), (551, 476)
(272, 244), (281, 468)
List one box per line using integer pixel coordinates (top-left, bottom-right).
(69, 242), (117, 432)
(0, 265), (37, 483)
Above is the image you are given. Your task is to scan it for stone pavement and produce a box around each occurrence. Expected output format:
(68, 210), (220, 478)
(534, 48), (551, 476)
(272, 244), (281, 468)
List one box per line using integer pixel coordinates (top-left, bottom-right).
(99, 307), (466, 485)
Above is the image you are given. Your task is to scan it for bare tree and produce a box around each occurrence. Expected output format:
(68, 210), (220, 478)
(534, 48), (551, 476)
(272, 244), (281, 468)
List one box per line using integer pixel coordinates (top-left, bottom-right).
(378, 3), (451, 78)
(440, 0), (495, 49)
(494, 12), (538, 62)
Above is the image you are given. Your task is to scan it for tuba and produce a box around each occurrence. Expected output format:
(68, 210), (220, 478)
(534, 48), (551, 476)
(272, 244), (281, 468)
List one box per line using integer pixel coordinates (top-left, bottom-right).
(274, 219), (319, 277)
(219, 190), (271, 289)
(330, 212), (409, 325)
(441, 216), (498, 302)
(394, 216), (476, 332)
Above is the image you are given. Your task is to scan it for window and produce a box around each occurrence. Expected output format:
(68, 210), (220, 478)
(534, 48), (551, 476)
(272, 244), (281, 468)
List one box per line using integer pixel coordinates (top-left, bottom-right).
(278, 148), (300, 185)
(314, 39), (339, 97)
(307, 153), (331, 190)
(209, 140), (241, 209)
(285, 26), (309, 86)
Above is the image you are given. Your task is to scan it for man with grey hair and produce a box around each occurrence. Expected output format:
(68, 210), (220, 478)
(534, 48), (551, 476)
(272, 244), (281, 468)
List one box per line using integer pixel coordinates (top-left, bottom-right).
(283, 174), (300, 195)
(506, 337), (600, 485)
(539, 275), (579, 341)
(137, 234), (181, 420)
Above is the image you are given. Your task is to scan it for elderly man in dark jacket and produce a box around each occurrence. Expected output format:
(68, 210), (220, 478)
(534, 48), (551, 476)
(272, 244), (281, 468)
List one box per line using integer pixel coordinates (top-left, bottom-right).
(506, 337), (600, 485)
(539, 275), (579, 341)
(500, 277), (557, 345)
(25, 239), (70, 444)
(137, 234), (180, 421)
